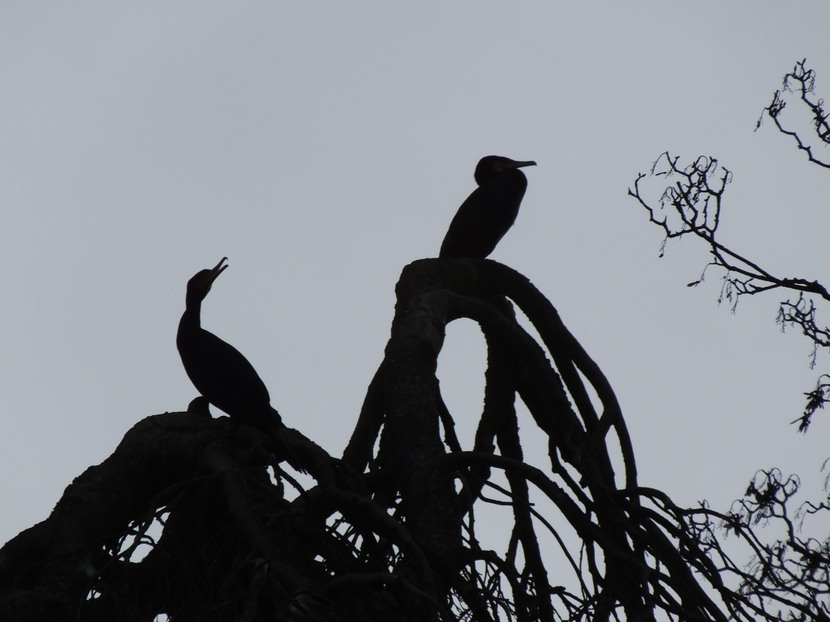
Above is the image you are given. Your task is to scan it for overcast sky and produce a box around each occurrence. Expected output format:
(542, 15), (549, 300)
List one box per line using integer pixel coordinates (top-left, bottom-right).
(2, 4), (829, 550)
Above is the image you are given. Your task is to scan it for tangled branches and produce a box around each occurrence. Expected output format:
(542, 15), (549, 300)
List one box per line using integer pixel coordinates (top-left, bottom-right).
(2, 259), (828, 621)
(758, 59), (830, 170)
(629, 151), (829, 306)
(715, 468), (830, 621)
(630, 467), (830, 622)
(340, 258), (777, 621)
(629, 60), (830, 429)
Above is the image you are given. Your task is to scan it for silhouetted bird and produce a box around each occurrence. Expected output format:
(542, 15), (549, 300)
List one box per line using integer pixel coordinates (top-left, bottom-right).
(439, 155), (536, 258)
(176, 259), (340, 482)
(177, 257), (284, 436)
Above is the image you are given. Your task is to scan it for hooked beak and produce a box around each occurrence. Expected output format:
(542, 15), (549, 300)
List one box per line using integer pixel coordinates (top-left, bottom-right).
(208, 257), (229, 284)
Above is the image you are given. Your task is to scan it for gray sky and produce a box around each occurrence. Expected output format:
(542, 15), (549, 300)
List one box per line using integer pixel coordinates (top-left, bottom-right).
(2, 3), (829, 550)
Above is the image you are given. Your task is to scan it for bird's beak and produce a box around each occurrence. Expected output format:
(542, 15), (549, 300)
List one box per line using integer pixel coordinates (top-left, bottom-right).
(502, 159), (537, 171)
(208, 257), (229, 283)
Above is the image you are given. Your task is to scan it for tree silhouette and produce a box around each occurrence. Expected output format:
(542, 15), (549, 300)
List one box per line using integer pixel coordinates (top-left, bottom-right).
(3, 60), (830, 622)
(625, 59), (830, 621)
(629, 59), (830, 432)
(3, 256), (828, 621)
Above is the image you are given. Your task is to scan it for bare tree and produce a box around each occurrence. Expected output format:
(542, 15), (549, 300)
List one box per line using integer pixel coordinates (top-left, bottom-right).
(629, 59), (830, 431)
(759, 59), (830, 171)
(2, 255), (828, 621)
(3, 61), (829, 622)
(624, 59), (830, 622)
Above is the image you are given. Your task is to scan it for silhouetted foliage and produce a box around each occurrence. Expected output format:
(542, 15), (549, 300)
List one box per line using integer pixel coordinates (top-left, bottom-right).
(629, 59), (830, 432)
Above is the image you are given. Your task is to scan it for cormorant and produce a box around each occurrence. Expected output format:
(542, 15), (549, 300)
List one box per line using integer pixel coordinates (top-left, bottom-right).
(176, 260), (340, 482)
(439, 155), (536, 258)
(177, 257), (284, 436)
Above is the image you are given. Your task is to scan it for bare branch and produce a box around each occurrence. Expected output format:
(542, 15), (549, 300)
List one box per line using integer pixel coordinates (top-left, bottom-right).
(4, 259), (829, 621)
(758, 59), (830, 169)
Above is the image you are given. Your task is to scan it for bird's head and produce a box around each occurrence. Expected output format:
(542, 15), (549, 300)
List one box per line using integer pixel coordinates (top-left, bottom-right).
(185, 257), (228, 305)
(474, 155), (537, 185)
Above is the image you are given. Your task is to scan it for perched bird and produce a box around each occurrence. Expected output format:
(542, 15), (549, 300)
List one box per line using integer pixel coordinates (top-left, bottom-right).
(176, 259), (340, 482)
(176, 257), (283, 436)
(439, 155), (536, 258)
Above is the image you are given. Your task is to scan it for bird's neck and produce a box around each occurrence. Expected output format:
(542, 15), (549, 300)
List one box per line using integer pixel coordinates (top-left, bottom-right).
(181, 300), (203, 329)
